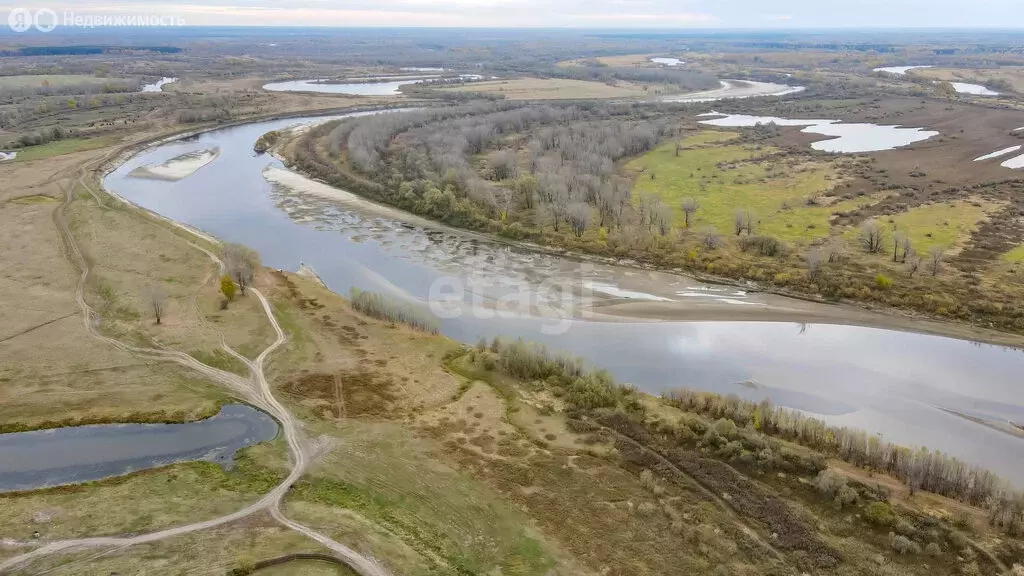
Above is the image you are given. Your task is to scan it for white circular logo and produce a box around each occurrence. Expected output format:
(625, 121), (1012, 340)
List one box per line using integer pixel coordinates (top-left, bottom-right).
(8, 8), (32, 32)
(33, 8), (57, 32)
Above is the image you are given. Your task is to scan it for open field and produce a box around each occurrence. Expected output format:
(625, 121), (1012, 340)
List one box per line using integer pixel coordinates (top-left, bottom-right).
(440, 77), (667, 99)
(0, 75), (110, 89)
(627, 132), (841, 243)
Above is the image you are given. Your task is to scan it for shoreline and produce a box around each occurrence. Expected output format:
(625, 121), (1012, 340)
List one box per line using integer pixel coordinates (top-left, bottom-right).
(101, 108), (1024, 350)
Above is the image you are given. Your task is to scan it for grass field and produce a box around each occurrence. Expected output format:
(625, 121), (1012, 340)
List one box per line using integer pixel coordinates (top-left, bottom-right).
(14, 136), (119, 162)
(627, 132), (840, 243)
(0, 75), (104, 90)
(440, 77), (665, 100)
(1001, 244), (1024, 262)
(886, 199), (999, 253)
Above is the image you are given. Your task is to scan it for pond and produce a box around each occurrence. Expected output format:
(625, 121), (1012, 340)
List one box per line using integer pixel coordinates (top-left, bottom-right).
(650, 57), (684, 66)
(103, 111), (1024, 482)
(873, 65), (933, 76)
(698, 113), (939, 153)
(0, 405), (278, 493)
(263, 75), (484, 96)
(141, 77), (177, 93)
(663, 80), (804, 103)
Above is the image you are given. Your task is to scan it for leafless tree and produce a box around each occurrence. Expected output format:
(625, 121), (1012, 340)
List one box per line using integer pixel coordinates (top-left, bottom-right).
(674, 140), (682, 157)
(699, 226), (721, 250)
(224, 243), (258, 295)
(733, 208), (754, 236)
(906, 250), (922, 278)
(807, 249), (824, 280)
(892, 231), (905, 263)
(681, 197), (699, 228)
(860, 221), (886, 253)
(566, 203), (591, 238)
(144, 284), (167, 325)
(825, 242), (848, 264)
(928, 246), (946, 276)
(654, 204), (674, 237)
(488, 149), (518, 180)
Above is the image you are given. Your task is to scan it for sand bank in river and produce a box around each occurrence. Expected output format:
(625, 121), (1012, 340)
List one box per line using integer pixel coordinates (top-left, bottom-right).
(129, 148), (220, 182)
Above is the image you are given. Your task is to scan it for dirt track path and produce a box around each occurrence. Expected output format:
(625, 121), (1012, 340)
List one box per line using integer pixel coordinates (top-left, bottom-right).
(0, 175), (392, 576)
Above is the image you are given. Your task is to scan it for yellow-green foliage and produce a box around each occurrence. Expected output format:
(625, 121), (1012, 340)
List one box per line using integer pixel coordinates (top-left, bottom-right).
(626, 131), (838, 243)
(1000, 244), (1024, 263)
(888, 200), (996, 252)
(875, 274), (893, 290)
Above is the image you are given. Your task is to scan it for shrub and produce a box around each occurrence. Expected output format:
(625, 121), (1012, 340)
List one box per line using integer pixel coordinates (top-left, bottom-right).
(815, 469), (848, 498)
(864, 502), (894, 526)
(875, 274), (893, 289)
(713, 418), (739, 439)
(889, 532), (921, 555)
(739, 235), (785, 257)
(924, 542), (942, 557)
(349, 288), (439, 333)
(835, 485), (859, 508)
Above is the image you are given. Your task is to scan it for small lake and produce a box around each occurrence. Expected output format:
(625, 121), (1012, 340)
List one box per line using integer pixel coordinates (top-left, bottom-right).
(263, 75), (484, 96)
(141, 77), (177, 93)
(664, 80), (804, 103)
(873, 65), (933, 76)
(698, 113), (938, 153)
(103, 112), (1024, 482)
(0, 405), (278, 493)
(651, 57), (684, 66)
(950, 82), (999, 96)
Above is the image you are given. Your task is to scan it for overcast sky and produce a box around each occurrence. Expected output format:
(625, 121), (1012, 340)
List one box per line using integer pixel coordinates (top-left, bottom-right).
(7, 0), (1024, 28)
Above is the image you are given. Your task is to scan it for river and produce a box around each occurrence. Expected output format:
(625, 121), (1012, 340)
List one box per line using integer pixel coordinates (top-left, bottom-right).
(0, 405), (278, 493)
(103, 111), (1024, 481)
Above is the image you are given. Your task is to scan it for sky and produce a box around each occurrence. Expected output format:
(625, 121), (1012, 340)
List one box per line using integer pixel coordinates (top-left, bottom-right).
(4, 0), (1024, 29)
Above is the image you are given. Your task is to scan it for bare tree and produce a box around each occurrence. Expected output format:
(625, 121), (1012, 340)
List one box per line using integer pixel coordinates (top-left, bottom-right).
(681, 197), (699, 228)
(654, 204), (674, 237)
(906, 250), (922, 278)
(860, 221), (886, 253)
(488, 149), (518, 180)
(144, 284), (167, 325)
(674, 140), (682, 157)
(928, 246), (946, 277)
(699, 226), (721, 250)
(807, 249), (824, 280)
(733, 208), (754, 236)
(566, 203), (590, 238)
(892, 231), (905, 263)
(224, 243), (258, 296)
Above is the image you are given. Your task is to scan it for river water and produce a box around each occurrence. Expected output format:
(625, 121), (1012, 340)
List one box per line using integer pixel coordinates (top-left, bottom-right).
(103, 112), (1024, 481)
(0, 405), (278, 492)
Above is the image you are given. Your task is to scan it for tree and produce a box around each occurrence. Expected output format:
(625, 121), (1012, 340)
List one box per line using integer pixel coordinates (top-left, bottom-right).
(906, 251), (922, 278)
(220, 275), (237, 303)
(224, 243), (258, 295)
(488, 149), (517, 180)
(681, 197), (699, 228)
(144, 284), (166, 325)
(566, 203), (590, 238)
(699, 226), (721, 250)
(807, 249), (824, 280)
(674, 140), (682, 157)
(733, 208), (754, 236)
(860, 220), (886, 253)
(928, 246), (946, 276)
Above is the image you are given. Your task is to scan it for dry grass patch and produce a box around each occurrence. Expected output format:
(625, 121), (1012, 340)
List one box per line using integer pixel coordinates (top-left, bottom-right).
(7, 513), (325, 576)
(440, 77), (660, 100)
(0, 441), (288, 540)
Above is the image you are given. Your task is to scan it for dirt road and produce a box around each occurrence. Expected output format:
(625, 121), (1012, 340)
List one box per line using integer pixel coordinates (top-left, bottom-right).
(0, 174), (393, 576)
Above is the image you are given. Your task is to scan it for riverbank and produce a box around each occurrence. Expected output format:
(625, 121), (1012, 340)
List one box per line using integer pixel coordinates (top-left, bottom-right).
(270, 142), (1024, 349)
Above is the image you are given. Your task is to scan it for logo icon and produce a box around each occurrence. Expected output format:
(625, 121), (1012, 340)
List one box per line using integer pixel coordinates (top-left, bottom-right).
(34, 8), (57, 32)
(8, 8), (31, 32)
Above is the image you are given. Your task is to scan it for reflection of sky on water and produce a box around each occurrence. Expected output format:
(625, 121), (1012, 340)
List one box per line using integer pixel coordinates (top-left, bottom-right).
(106, 112), (1024, 482)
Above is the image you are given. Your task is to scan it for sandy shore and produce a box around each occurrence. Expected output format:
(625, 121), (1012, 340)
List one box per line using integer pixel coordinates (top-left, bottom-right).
(265, 164), (1024, 349)
(129, 148), (221, 182)
(663, 80), (805, 103)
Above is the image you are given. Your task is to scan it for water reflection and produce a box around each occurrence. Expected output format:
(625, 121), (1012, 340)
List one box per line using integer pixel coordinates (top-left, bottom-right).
(103, 112), (1024, 482)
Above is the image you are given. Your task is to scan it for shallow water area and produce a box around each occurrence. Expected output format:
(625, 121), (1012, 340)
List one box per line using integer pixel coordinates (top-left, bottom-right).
(0, 405), (279, 492)
(103, 110), (1024, 482)
(699, 114), (938, 152)
(663, 80), (804, 103)
(141, 77), (177, 92)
